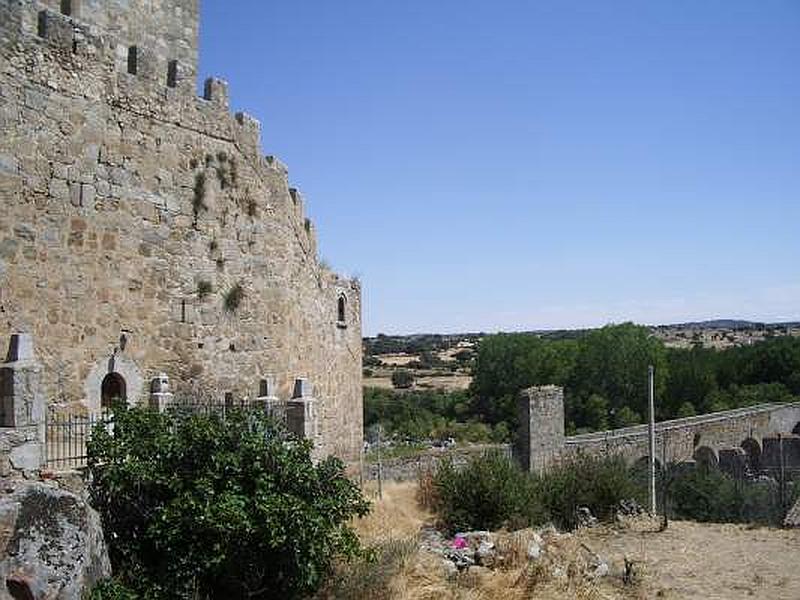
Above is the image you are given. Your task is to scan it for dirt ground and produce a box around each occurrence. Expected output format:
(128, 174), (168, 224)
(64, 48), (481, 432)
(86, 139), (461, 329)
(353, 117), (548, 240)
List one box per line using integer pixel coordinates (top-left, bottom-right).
(354, 482), (800, 600)
(580, 519), (800, 600)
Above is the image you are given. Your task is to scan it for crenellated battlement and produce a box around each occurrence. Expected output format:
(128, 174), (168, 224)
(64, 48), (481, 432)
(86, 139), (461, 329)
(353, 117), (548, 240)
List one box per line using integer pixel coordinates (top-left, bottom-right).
(3, 0), (196, 93)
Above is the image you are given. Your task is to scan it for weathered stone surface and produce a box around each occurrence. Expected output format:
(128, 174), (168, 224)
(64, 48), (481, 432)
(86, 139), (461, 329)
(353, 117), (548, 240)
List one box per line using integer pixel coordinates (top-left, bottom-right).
(0, 0), (363, 471)
(0, 480), (110, 600)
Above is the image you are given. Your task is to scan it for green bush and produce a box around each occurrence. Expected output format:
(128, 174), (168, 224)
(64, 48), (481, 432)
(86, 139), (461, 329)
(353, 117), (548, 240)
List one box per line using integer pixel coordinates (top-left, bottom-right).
(88, 405), (370, 600)
(432, 451), (547, 533)
(431, 451), (646, 533)
(85, 579), (138, 600)
(534, 454), (645, 530)
(391, 369), (414, 389)
(667, 466), (795, 525)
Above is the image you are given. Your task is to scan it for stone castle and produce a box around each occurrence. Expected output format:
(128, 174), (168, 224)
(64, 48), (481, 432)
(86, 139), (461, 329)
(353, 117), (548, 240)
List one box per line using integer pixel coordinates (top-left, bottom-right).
(0, 0), (363, 470)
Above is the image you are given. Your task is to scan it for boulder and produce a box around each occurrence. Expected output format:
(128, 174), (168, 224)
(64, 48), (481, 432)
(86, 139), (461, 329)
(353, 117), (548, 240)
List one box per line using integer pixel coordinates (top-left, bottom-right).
(576, 506), (598, 528)
(475, 540), (496, 567)
(0, 480), (110, 599)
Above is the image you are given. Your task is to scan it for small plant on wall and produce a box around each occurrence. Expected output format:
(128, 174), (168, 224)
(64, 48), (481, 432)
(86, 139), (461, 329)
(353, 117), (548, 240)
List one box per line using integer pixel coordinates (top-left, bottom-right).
(197, 280), (213, 300)
(224, 281), (245, 312)
(192, 171), (207, 218)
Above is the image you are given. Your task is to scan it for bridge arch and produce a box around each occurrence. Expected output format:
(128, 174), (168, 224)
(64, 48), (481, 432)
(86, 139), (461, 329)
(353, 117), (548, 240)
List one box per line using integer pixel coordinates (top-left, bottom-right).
(793, 422), (800, 436)
(740, 438), (761, 473)
(693, 446), (718, 470)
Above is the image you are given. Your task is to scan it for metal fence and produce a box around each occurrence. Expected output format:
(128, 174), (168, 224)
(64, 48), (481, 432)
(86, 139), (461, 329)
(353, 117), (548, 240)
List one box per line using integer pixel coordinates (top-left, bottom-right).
(43, 400), (288, 471)
(45, 409), (112, 471)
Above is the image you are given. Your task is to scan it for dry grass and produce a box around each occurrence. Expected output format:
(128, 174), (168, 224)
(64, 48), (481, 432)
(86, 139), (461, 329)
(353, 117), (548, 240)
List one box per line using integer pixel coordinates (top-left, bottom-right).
(364, 374), (472, 392)
(342, 481), (800, 600)
(356, 481), (433, 542)
(348, 482), (623, 600)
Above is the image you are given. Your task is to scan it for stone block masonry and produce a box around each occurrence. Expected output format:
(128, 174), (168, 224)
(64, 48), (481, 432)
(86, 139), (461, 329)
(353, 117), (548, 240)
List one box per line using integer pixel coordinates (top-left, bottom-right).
(516, 384), (800, 476)
(0, 0), (363, 472)
(515, 386), (565, 473)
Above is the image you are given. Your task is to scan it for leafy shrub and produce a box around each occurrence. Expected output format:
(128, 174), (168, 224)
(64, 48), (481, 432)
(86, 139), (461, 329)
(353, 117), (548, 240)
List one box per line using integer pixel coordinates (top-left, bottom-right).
(431, 451), (645, 533)
(667, 465), (795, 525)
(87, 405), (370, 600)
(432, 450), (547, 533)
(534, 454), (645, 530)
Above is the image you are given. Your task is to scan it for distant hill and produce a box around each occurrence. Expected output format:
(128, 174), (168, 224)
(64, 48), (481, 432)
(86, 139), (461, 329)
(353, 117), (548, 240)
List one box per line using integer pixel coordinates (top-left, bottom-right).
(661, 319), (800, 330)
(364, 319), (800, 351)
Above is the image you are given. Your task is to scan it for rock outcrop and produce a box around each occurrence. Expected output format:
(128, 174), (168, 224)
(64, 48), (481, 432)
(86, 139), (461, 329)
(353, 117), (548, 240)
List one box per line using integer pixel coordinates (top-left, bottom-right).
(0, 480), (110, 600)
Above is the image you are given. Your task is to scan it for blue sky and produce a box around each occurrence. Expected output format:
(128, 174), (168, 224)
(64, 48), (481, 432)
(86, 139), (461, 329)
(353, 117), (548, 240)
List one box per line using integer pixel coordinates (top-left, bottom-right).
(199, 1), (800, 336)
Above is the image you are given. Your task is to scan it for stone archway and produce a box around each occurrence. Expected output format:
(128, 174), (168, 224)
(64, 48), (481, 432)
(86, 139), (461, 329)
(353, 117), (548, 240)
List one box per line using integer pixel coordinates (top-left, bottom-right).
(741, 438), (762, 473)
(84, 354), (144, 413)
(693, 446), (718, 470)
(101, 372), (126, 409)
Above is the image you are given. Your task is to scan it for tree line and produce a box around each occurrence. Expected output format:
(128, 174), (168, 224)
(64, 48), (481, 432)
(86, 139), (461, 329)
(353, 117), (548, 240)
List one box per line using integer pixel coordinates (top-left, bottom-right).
(471, 323), (800, 434)
(365, 324), (800, 441)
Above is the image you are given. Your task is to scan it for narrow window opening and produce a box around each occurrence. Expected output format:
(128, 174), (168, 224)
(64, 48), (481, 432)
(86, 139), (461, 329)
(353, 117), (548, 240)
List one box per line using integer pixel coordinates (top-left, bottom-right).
(37, 11), (47, 37)
(60, 0), (72, 16)
(337, 295), (347, 325)
(180, 299), (186, 323)
(166, 60), (178, 88)
(224, 392), (234, 409)
(127, 46), (138, 75)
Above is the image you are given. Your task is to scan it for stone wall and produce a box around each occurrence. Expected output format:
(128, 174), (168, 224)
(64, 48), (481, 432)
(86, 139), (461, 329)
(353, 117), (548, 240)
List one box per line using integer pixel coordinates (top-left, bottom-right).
(516, 385), (800, 475)
(563, 402), (800, 473)
(0, 0), (363, 470)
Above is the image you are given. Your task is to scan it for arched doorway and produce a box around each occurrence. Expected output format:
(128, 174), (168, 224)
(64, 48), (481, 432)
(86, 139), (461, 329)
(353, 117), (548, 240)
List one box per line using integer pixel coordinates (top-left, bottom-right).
(740, 438), (762, 474)
(101, 372), (126, 409)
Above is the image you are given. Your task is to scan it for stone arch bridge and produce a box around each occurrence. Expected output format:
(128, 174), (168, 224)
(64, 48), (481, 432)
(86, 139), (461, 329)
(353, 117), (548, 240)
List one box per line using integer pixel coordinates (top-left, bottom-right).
(516, 386), (800, 475)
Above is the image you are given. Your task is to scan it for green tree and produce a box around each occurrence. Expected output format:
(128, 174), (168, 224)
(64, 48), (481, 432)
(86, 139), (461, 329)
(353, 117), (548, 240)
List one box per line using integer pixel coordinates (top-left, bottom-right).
(664, 346), (718, 419)
(582, 394), (610, 430)
(470, 334), (578, 428)
(569, 323), (667, 425)
(88, 405), (369, 599)
(391, 369), (415, 389)
(613, 405), (641, 427)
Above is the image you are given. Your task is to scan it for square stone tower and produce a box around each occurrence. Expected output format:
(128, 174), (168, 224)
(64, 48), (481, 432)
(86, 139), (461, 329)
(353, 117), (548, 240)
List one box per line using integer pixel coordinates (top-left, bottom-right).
(515, 385), (565, 473)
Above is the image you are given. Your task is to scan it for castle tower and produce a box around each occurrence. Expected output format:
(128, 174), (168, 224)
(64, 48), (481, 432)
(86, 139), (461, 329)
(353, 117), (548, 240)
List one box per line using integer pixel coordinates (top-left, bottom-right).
(0, 0), (364, 473)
